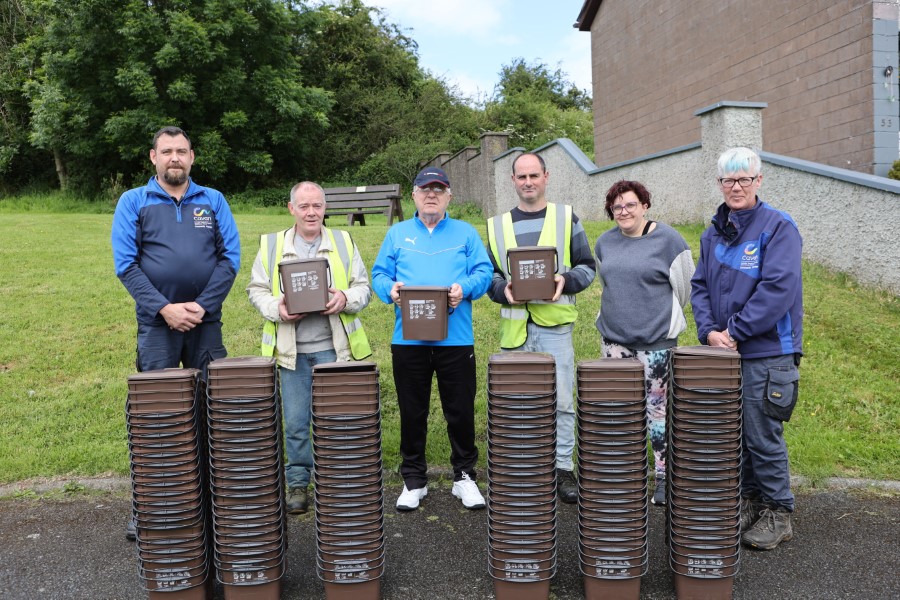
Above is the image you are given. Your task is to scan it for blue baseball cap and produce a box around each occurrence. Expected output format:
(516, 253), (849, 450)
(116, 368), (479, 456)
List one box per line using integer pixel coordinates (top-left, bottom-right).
(414, 167), (450, 188)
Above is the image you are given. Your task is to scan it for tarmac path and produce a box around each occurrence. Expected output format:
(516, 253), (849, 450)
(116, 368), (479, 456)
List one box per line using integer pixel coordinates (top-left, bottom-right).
(0, 484), (898, 599)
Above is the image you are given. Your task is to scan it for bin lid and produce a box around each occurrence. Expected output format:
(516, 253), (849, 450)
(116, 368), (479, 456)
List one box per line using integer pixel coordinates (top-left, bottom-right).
(127, 368), (199, 383)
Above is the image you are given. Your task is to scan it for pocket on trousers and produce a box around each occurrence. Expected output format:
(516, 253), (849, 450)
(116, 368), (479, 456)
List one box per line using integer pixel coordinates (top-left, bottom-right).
(763, 366), (799, 422)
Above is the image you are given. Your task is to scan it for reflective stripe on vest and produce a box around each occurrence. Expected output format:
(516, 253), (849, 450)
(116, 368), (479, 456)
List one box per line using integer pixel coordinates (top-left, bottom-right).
(325, 229), (372, 360)
(259, 229), (289, 357)
(488, 203), (577, 348)
(258, 228), (371, 360)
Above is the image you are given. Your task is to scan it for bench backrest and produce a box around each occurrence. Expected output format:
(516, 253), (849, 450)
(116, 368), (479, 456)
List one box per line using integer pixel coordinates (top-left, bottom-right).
(324, 184), (401, 203)
(322, 183), (404, 226)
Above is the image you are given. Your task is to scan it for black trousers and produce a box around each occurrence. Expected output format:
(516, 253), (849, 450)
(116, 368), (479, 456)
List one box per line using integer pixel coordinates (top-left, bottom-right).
(391, 344), (478, 488)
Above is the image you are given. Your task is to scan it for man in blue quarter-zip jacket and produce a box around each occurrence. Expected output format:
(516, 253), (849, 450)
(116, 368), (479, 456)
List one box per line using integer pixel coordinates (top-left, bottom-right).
(372, 166), (493, 513)
(112, 126), (241, 375)
(112, 127), (240, 540)
(691, 147), (803, 552)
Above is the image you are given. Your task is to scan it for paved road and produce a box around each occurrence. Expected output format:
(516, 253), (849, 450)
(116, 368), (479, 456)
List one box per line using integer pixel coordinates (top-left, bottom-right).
(0, 484), (897, 599)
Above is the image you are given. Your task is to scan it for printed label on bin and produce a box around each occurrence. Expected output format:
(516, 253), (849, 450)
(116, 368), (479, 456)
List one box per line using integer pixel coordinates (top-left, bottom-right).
(517, 259), (549, 280)
(407, 299), (438, 320)
(334, 559), (373, 581)
(503, 560), (541, 581)
(290, 270), (322, 292)
(593, 559), (632, 577)
(152, 569), (193, 589)
(230, 570), (271, 583)
(686, 558), (726, 576)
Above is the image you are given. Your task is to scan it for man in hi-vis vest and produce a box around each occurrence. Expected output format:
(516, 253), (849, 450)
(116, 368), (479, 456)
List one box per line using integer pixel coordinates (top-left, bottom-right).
(247, 181), (371, 514)
(486, 153), (596, 504)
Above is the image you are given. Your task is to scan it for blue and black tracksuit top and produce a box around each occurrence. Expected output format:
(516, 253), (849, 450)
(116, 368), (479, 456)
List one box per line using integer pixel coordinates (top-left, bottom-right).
(371, 213), (493, 346)
(112, 176), (241, 326)
(691, 199), (803, 359)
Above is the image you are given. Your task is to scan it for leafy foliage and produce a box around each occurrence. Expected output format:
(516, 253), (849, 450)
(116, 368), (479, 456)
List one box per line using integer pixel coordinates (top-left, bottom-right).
(483, 58), (593, 155)
(17, 0), (332, 192)
(888, 158), (900, 180)
(0, 0), (594, 196)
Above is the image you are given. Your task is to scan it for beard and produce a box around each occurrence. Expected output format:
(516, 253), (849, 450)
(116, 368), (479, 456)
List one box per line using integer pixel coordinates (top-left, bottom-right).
(162, 167), (188, 186)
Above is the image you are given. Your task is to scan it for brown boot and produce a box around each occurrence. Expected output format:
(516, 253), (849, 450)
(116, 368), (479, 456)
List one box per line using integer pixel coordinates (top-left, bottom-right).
(740, 495), (763, 532)
(287, 487), (308, 514)
(742, 505), (793, 550)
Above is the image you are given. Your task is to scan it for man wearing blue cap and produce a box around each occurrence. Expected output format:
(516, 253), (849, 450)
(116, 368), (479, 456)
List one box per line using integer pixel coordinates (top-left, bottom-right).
(372, 166), (493, 511)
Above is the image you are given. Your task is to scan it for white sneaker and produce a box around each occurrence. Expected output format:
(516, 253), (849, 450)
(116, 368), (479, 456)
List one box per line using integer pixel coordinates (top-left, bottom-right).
(396, 485), (428, 511)
(451, 473), (486, 510)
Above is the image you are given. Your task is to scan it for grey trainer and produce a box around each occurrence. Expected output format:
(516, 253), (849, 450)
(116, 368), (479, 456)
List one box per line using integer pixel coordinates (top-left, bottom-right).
(742, 506), (793, 550)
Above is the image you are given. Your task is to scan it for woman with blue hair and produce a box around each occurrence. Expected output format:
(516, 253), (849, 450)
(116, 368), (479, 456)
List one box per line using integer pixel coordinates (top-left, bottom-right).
(691, 147), (804, 551)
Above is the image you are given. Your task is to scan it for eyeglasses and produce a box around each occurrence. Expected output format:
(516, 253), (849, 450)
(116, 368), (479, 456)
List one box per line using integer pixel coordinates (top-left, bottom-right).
(718, 176), (758, 188)
(611, 201), (640, 215)
(417, 185), (449, 195)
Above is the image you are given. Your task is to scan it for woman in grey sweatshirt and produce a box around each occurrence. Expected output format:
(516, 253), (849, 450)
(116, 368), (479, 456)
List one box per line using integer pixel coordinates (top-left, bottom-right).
(594, 180), (695, 506)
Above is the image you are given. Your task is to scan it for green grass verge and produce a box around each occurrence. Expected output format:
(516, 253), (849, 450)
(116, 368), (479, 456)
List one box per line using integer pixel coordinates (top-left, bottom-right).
(0, 205), (897, 484)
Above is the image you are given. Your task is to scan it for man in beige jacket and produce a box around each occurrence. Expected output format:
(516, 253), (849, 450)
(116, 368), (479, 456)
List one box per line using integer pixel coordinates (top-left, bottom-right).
(247, 181), (371, 513)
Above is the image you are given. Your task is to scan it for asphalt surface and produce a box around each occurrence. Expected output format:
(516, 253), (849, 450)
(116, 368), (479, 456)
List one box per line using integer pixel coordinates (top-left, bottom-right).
(1, 483), (898, 600)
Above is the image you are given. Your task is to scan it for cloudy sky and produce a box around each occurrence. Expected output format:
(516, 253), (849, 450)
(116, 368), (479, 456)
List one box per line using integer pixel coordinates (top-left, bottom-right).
(369, 0), (592, 102)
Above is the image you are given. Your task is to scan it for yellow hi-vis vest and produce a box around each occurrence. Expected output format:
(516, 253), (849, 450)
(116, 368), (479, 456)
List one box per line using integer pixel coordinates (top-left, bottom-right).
(259, 228), (371, 360)
(487, 203), (576, 349)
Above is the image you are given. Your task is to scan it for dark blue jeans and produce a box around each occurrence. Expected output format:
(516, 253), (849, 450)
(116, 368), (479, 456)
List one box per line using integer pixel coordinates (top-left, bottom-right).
(279, 350), (337, 490)
(136, 320), (226, 377)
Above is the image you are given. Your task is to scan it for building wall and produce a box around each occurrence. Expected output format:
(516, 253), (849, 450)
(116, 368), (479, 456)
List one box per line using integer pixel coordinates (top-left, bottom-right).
(421, 104), (900, 294)
(588, 0), (898, 175)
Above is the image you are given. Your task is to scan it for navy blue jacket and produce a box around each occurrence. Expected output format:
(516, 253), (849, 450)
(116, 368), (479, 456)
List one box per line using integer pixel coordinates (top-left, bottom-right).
(112, 176), (241, 326)
(690, 199), (803, 359)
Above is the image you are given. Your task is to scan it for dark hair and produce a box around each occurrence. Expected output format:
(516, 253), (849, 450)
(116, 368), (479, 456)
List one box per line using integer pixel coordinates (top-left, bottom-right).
(604, 180), (651, 220)
(512, 152), (546, 174)
(152, 126), (191, 150)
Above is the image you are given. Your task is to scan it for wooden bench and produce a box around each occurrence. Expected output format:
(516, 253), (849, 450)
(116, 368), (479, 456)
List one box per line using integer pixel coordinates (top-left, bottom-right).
(323, 184), (404, 226)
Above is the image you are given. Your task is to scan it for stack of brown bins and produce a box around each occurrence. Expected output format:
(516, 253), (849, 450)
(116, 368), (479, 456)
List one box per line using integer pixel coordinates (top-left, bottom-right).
(668, 346), (742, 600)
(311, 361), (384, 600)
(127, 368), (211, 600)
(206, 357), (285, 600)
(486, 352), (558, 600)
(576, 359), (649, 600)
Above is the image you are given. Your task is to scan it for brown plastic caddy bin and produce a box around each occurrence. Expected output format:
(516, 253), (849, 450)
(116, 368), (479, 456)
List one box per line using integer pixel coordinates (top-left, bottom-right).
(279, 257), (330, 314)
(399, 286), (449, 341)
(506, 246), (557, 302)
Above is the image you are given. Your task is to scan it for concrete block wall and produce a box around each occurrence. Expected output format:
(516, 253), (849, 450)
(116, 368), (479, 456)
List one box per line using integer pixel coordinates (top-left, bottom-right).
(587, 0), (897, 176)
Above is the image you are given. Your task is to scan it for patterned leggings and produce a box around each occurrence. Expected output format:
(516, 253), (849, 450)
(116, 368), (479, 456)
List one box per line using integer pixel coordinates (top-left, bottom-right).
(600, 342), (672, 482)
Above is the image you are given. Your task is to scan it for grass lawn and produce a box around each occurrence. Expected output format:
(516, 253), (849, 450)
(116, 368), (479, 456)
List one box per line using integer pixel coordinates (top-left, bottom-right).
(0, 204), (897, 485)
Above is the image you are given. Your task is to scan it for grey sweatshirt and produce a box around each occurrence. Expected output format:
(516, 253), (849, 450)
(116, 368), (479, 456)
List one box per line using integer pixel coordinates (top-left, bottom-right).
(594, 222), (694, 350)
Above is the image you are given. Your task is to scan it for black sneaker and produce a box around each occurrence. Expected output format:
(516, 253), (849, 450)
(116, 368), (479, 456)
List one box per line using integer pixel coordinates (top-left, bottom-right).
(557, 468), (577, 504)
(742, 506), (793, 550)
(651, 480), (666, 506)
(287, 487), (308, 514)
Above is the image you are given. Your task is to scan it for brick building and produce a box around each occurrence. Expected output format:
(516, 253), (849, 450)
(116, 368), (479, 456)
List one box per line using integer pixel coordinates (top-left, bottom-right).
(575, 0), (900, 176)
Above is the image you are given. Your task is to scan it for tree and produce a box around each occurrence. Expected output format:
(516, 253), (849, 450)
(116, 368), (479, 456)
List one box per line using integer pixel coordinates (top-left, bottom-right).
(294, 0), (426, 180)
(495, 58), (591, 111)
(0, 0), (50, 191)
(19, 0), (333, 193)
(484, 58), (593, 155)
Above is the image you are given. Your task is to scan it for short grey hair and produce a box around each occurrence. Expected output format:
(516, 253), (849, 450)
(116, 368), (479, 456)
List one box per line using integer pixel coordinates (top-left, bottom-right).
(717, 147), (761, 177)
(289, 181), (326, 205)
